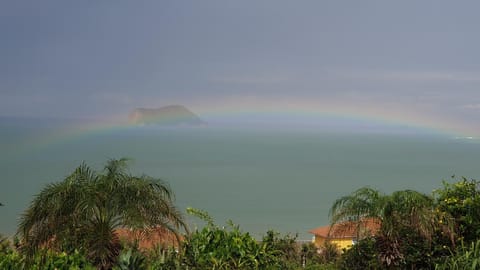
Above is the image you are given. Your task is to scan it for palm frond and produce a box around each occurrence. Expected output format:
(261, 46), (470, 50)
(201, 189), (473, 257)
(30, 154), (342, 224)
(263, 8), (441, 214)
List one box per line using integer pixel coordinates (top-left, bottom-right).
(17, 158), (187, 268)
(329, 187), (383, 224)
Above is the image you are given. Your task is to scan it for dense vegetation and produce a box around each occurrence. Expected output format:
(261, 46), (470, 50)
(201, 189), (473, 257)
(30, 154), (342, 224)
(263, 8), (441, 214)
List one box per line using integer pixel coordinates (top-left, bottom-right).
(336, 177), (480, 270)
(15, 159), (186, 269)
(2, 159), (480, 269)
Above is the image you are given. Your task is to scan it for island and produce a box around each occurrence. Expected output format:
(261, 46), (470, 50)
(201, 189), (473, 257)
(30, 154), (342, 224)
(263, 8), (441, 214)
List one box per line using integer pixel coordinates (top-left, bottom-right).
(128, 105), (206, 126)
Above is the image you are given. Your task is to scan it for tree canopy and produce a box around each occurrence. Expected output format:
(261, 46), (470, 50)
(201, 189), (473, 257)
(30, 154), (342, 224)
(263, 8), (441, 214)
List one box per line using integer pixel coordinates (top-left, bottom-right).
(17, 158), (187, 269)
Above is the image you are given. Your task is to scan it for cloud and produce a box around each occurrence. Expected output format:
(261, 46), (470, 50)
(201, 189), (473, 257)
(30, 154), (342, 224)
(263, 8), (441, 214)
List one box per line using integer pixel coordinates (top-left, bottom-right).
(209, 74), (292, 85)
(461, 104), (480, 110)
(338, 69), (480, 83)
(88, 92), (132, 105)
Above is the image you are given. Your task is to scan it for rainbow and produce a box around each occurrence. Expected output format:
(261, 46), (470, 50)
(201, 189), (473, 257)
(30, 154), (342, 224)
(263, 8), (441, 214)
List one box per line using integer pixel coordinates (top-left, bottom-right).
(190, 97), (476, 136)
(16, 97), (479, 156)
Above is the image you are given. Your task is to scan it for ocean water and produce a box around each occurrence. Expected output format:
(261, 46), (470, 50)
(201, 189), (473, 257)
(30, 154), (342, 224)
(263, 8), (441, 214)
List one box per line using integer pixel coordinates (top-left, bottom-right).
(2, 118), (480, 240)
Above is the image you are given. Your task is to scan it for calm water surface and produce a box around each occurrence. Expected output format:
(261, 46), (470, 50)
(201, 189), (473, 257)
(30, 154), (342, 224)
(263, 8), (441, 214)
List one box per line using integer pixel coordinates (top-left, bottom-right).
(2, 119), (480, 239)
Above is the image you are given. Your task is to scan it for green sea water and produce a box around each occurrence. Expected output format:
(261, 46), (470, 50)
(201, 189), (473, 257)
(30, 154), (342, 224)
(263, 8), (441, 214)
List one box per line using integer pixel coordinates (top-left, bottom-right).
(2, 118), (480, 240)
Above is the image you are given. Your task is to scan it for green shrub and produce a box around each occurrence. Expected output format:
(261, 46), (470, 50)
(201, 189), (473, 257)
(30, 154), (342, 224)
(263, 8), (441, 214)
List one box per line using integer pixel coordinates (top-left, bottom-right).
(114, 247), (147, 270)
(435, 240), (480, 270)
(262, 230), (300, 268)
(0, 249), (24, 270)
(0, 249), (94, 270)
(147, 245), (182, 270)
(338, 236), (380, 270)
(183, 208), (277, 269)
(183, 221), (277, 269)
(434, 178), (480, 244)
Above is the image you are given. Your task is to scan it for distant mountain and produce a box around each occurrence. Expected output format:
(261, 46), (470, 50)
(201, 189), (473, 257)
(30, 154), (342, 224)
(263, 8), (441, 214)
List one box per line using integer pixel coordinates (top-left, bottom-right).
(128, 105), (206, 126)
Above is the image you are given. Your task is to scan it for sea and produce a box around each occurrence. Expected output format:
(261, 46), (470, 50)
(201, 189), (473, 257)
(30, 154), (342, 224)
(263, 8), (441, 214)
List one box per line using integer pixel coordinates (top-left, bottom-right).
(2, 116), (480, 240)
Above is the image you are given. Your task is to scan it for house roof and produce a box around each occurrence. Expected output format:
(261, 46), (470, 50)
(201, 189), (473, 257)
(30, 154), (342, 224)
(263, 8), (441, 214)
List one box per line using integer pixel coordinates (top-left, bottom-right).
(116, 226), (182, 250)
(308, 218), (381, 239)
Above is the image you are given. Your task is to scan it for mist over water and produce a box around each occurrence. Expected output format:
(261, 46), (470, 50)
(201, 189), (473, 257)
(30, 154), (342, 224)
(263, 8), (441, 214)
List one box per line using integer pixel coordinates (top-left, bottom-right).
(2, 117), (480, 239)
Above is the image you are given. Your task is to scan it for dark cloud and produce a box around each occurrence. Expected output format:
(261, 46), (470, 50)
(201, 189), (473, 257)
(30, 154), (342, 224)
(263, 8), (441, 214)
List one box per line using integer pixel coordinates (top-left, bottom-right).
(1, 0), (480, 129)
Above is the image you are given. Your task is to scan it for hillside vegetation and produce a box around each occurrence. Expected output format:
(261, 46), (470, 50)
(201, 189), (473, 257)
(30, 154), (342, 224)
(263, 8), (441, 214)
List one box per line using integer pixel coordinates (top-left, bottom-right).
(2, 160), (480, 269)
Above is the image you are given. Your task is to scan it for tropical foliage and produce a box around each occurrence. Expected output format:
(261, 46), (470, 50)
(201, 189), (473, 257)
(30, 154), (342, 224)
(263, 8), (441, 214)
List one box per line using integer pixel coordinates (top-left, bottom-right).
(114, 247), (147, 270)
(262, 230), (301, 269)
(182, 208), (277, 269)
(16, 158), (186, 269)
(337, 236), (378, 270)
(435, 240), (480, 270)
(330, 186), (456, 268)
(3, 158), (480, 269)
(434, 177), (480, 244)
(0, 248), (95, 270)
(182, 209), (335, 270)
(330, 187), (442, 241)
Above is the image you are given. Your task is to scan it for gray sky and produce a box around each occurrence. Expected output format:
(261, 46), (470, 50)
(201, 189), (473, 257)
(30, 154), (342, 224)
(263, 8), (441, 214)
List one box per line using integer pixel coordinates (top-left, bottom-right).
(2, 1), (480, 134)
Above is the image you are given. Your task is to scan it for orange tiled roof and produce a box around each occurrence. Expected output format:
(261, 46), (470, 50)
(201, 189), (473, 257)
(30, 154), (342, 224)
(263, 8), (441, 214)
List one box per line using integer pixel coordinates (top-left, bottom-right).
(116, 226), (182, 250)
(308, 218), (380, 239)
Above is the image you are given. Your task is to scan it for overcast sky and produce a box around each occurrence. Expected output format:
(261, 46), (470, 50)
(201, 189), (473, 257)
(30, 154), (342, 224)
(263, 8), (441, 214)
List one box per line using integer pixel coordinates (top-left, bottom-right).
(2, 1), (480, 133)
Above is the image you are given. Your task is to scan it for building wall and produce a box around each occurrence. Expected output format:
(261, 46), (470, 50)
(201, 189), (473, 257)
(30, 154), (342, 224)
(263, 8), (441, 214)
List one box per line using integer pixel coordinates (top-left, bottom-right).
(330, 238), (354, 250)
(313, 236), (354, 251)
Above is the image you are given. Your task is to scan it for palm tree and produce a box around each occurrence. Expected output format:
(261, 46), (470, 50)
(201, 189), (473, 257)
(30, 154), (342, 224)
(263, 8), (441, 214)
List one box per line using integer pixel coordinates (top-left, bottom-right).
(330, 187), (383, 225)
(330, 187), (451, 267)
(330, 187), (441, 237)
(17, 158), (187, 269)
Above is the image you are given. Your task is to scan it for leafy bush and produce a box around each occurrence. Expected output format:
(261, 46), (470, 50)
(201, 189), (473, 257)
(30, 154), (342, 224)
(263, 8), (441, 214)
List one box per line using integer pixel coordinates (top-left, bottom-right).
(262, 230), (300, 268)
(114, 247), (147, 270)
(147, 245), (182, 270)
(435, 240), (480, 270)
(298, 242), (339, 270)
(0, 248), (94, 270)
(0, 249), (23, 270)
(18, 159), (186, 270)
(338, 236), (380, 270)
(183, 220), (277, 269)
(0, 235), (13, 254)
(434, 177), (480, 244)
(183, 208), (277, 269)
